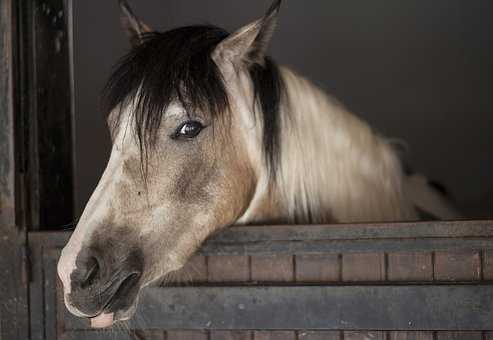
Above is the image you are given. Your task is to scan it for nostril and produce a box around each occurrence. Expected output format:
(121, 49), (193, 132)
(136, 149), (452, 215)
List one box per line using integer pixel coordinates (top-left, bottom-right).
(80, 256), (100, 289)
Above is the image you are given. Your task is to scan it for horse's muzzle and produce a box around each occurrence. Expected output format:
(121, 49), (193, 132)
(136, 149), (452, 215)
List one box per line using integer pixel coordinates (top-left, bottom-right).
(66, 247), (144, 322)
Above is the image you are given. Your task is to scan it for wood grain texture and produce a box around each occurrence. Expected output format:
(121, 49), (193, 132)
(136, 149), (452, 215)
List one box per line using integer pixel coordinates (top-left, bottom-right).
(483, 250), (493, 280)
(167, 330), (209, 340)
(210, 331), (252, 340)
(0, 0), (16, 228)
(342, 253), (385, 281)
(434, 251), (481, 281)
(295, 254), (340, 282)
(27, 220), (493, 338)
(298, 331), (341, 339)
(387, 253), (433, 281)
(344, 331), (385, 340)
(208, 256), (250, 282)
(206, 221), (493, 243)
(30, 221), (493, 258)
(200, 221), (493, 256)
(60, 332), (165, 340)
(251, 255), (294, 282)
(133, 330), (166, 340)
(388, 332), (434, 340)
(0, 2), (29, 340)
(27, 0), (75, 228)
(436, 331), (482, 340)
(95, 285), (493, 331)
(147, 333), (167, 340)
(254, 331), (297, 340)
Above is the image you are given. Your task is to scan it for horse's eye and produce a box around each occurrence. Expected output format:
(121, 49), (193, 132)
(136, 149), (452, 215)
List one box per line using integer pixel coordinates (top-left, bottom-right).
(172, 121), (204, 140)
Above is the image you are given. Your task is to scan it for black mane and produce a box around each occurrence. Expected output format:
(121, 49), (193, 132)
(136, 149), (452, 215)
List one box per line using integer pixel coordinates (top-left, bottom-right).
(104, 25), (284, 173)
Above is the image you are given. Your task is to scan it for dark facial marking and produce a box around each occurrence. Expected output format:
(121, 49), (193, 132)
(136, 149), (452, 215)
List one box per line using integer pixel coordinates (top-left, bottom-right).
(173, 155), (216, 204)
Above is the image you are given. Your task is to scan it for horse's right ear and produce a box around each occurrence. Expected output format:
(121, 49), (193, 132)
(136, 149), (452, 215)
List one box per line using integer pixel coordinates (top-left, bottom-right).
(213, 0), (282, 67)
(118, 0), (152, 47)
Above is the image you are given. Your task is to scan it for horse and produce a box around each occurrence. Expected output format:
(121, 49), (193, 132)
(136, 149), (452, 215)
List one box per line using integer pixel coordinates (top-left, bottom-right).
(57, 0), (459, 329)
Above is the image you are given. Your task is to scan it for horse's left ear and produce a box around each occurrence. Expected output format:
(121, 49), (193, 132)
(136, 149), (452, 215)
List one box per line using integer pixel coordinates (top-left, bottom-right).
(118, 0), (153, 47)
(213, 0), (282, 67)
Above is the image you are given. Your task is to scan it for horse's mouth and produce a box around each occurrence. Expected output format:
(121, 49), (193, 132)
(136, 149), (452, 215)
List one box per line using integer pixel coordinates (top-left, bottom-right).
(90, 312), (115, 328)
(89, 306), (136, 328)
(88, 273), (141, 328)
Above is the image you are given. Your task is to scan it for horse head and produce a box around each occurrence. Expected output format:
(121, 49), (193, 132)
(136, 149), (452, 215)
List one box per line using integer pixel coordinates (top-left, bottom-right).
(57, 0), (284, 328)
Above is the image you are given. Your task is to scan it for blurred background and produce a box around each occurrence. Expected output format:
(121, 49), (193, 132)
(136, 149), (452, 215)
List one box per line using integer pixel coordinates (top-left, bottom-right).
(74, 0), (493, 218)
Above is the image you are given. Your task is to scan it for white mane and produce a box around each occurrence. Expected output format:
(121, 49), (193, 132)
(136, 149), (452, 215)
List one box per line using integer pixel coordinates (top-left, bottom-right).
(276, 67), (418, 223)
(240, 66), (419, 224)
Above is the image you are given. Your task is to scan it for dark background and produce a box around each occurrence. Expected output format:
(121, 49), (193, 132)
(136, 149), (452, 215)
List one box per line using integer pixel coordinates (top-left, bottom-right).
(74, 0), (493, 218)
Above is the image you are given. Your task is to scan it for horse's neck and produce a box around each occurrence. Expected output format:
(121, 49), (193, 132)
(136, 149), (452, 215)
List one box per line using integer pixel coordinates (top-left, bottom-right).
(266, 67), (415, 224)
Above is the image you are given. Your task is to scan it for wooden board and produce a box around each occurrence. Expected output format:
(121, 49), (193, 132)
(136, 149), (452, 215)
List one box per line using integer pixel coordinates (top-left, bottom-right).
(57, 285), (493, 331)
(19, 0), (75, 229)
(28, 220), (493, 339)
(0, 1), (29, 339)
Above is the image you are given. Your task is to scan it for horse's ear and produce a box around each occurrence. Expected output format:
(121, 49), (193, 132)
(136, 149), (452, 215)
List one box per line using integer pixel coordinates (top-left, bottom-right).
(118, 0), (152, 47)
(213, 0), (282, 67)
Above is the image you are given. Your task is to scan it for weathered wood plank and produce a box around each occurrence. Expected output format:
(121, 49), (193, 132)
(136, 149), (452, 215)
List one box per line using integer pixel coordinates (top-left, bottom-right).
(44, 249), (61, 340)
(203, 238), (493, 256)
(0, 1), (29, 339)
(0, 0), (16, 229)
(387, 253), (433, 281)
(211, 221), (493, 242)
(344, 332), (385, 340)
(388, 331), (433, 340)
(387, 252), (434, 340)
(166, 330), (209, 340)
(64, 285), (493, 330)
(29, 242), (47, 340)
(342, 253), (385, 281)
(210, 330), (252, 340)
(201, 221), (493, 256)
(483, 250), (493, 280)
(30, 220), (493, 338)
(60, 332), (165, 340)
(434, 250), (481, 281)
(57, 272), (66, 338)
(251, 255), (294, 282)
(29, 220), (493, 257)
(208, 256), (250, 282)
(24, 0), (75, 228)
(436, 331), (482, 340)
(295, 254), (340, 282)
(0, 231), (28, 340)
(254, 331), (296, 340)
(298, 331), (340, 340)
(29, 220), (493, 245)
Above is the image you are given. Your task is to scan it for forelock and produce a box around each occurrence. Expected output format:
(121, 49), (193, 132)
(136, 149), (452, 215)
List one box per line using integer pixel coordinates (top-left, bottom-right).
(103, 24), (285, 176)
(104, 26), (230, 149)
